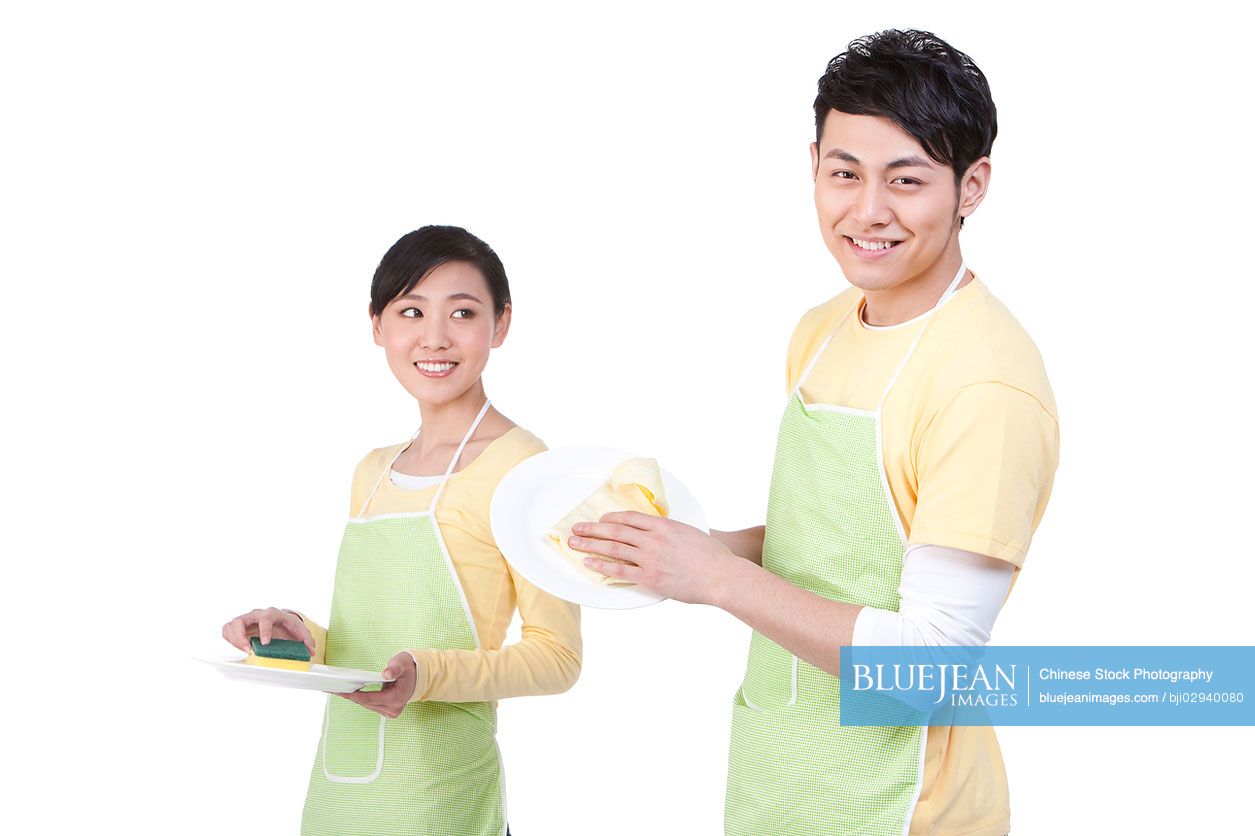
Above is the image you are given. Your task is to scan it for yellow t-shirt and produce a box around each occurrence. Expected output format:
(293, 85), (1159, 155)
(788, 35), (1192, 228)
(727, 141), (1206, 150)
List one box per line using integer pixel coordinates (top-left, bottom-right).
(786, 275), (1059, 836)
(788, 275), (1059, 567)
(300, 427), (582, 703)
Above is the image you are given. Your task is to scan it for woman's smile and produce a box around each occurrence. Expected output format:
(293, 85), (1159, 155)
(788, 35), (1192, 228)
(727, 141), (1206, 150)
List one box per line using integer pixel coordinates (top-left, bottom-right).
(415, 359), (459, 378)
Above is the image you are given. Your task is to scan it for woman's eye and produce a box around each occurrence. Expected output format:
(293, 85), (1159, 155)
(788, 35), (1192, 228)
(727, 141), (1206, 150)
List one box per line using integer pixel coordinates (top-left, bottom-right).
(452, 309), (475, 319)
(400, 307), (422, 318)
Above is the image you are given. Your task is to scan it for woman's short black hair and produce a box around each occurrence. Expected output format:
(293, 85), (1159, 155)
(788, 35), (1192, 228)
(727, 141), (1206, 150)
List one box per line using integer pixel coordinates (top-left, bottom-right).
(369, 225), (511, 318)
(814, 29), (997, 182)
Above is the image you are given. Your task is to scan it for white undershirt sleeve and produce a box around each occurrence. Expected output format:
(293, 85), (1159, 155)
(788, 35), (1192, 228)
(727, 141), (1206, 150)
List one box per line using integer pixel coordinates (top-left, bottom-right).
(851, 544), (1014, 647)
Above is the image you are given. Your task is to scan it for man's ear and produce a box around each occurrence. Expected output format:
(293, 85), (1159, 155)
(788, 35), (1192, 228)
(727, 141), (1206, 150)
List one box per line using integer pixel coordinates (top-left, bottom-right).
(958, 157), (992, 221)
(370, 303), (384, 346)
(491, 304), (512, 348)
(810, 142), (820, 181)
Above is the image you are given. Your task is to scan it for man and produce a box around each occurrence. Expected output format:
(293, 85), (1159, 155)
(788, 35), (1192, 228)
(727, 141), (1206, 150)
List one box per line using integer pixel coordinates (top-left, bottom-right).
(570, 29), (1058, 835)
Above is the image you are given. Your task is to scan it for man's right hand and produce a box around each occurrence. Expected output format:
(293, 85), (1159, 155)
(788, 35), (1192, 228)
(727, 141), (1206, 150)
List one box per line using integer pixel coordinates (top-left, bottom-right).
(221, 607), (315, 656)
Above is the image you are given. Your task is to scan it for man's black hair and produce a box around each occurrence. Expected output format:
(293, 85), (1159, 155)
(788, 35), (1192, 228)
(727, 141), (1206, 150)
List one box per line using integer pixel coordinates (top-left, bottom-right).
(369, 225), (511, 318)
(814, 29), (997, 182)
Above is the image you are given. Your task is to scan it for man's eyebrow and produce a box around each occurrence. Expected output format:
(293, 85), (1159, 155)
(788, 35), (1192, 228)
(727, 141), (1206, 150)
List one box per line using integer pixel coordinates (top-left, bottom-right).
(399, 292), (486, 303)
(886, 154), (934, 169)
(822, 148), (935, 169)
(823, 147), (861, 164)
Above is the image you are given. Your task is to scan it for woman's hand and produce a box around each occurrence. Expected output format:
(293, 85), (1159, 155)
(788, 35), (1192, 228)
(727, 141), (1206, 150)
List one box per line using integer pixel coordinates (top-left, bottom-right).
(569, 512), (745, 606)
(221, 607), (315, 656)
(338, 652), (419, 719)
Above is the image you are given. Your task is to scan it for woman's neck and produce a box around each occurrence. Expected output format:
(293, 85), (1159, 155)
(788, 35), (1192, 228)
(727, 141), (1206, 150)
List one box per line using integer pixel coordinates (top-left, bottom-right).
(413, 383), (490, 453)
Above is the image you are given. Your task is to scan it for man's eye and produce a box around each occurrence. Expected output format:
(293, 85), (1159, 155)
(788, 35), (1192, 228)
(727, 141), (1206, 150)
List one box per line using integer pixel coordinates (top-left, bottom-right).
(452, 309), (475, 319)
(893, 177), (921, 186)
(400, 307), (422, 318)
(831, 170), (856, 179)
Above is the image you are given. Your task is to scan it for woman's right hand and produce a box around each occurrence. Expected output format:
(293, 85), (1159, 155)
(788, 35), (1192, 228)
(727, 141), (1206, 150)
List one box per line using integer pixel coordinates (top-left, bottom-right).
(221, 607), (315, 656)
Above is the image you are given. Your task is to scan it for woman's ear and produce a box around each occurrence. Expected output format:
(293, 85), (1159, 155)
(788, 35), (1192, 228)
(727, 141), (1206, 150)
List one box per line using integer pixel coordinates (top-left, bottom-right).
(370, 302), (384, 346)
(492, 304), (512, 348)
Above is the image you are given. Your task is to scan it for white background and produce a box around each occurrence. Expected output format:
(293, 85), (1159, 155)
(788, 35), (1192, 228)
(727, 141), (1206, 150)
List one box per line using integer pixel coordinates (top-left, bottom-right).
(3, 1), (1252, 833)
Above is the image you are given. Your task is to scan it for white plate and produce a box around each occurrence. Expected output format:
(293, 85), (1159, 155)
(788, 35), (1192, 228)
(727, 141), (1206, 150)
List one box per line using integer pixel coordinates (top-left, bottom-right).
(490, 446), (708, 609)
(196, 653), (394, 693)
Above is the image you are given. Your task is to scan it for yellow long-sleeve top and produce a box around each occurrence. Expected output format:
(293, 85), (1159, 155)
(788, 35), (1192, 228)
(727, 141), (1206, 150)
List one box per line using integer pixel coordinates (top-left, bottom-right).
(299, 427), (582, 703)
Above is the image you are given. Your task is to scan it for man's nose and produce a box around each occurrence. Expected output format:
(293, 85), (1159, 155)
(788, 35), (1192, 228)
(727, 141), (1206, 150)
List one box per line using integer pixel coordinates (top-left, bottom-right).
(852, 181), (892, 227)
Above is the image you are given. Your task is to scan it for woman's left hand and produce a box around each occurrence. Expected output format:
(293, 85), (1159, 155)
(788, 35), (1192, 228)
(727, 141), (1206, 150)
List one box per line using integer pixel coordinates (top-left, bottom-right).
(337, 651), (418, 718)
(569, 512), (741, 605)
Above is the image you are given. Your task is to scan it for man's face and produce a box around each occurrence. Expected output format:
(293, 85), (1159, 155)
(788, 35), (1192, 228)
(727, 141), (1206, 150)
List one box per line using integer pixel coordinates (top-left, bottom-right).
(810, 110), (980, 295)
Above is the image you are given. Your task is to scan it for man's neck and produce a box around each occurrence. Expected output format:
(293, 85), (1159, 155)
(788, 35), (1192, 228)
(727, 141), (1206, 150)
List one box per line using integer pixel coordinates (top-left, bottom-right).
(860, 251), (969, 327)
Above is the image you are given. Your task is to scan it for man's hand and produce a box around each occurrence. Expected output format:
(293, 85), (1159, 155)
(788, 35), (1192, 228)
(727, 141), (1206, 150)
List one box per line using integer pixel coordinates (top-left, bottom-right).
(569, 512), (742, 605)
(575, 512), (860, 677)
(338, 652), (419, 719)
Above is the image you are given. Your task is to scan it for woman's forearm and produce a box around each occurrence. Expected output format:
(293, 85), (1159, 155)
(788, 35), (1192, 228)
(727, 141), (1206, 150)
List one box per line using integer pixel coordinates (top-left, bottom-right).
(711, 526), (766, 565)
(407, 625), (582, 702)
(408, 577), (583, 702)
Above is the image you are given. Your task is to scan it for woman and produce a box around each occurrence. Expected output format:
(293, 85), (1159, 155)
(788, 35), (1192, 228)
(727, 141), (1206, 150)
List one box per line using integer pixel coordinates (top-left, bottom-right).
(222, 225), (581, 836)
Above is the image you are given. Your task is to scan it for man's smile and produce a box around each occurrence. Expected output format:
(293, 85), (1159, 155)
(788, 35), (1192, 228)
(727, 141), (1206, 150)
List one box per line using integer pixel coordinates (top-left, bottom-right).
(846, 235), (904, 259)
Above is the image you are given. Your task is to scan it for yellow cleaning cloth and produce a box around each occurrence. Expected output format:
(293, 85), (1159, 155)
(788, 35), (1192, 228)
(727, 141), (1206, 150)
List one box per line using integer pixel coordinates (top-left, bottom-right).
(547, 457), (669, 586)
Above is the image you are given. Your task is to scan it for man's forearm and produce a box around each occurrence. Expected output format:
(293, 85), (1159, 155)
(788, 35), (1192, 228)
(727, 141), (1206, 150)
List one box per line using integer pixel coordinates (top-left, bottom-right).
(710, 526), (766, 565)
(712, 559), (861, 677)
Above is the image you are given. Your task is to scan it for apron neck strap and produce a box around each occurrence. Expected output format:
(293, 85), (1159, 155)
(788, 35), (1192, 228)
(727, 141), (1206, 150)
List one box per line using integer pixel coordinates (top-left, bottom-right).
(793, 262), (967, 404)
(356, 398), (493, 517)
(794, 331), (838, 395)
(428, 398), (492, 512)
(875, 262), (965, 410)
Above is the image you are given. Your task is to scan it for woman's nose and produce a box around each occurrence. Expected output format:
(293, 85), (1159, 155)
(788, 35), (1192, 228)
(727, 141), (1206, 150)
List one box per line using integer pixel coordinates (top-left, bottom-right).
(420, 320), (451, 350)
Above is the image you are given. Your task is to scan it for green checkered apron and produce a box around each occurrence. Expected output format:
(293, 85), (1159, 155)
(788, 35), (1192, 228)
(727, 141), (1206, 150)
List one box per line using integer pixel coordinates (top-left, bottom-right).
(726, 265), (966, 835)
(302, 400), (506, 836)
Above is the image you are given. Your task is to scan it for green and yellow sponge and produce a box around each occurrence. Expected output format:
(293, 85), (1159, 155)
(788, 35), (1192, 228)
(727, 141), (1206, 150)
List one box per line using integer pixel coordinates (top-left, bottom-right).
(245, 637), (312, 672)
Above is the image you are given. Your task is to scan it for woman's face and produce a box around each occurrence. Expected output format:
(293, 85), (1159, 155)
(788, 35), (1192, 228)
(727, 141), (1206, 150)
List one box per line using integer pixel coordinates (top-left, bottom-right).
(372, 260), (510, 408)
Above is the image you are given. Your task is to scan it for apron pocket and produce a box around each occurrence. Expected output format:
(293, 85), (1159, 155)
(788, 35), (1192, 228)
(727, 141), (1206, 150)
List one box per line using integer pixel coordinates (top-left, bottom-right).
(739, 630), (797, 711)
(321, 696), (387, 783)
